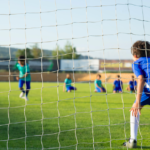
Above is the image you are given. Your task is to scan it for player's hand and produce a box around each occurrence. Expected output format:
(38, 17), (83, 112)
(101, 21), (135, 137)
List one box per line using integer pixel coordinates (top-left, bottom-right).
(16, 76), (19, 81)
(130, 102), (141, 117)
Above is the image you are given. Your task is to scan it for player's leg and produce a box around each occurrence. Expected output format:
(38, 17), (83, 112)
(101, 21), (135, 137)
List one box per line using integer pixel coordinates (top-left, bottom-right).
(119, 88), (122, 93)
(123, 102), (143, 148)
(24, 81), (31, 101)
(130, 87), (134, 93)
(70, 86), (77, 91)
(102, 87), (106, 92)
(66, 87), (71, 93)
(123, 94), (150, 148)
(19, 79), (25, 98)
(95, 87), (101, 93)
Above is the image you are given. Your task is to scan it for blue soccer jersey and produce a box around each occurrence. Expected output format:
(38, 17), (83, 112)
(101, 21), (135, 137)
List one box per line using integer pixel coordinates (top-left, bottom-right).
(129, 80), (137, 88)
(132, 57), (150, 103)
(114, 80), (123, 88)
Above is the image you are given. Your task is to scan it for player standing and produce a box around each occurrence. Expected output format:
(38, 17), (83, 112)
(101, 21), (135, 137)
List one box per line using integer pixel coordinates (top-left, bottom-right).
(123, 41), (150, 148)
(126, 75), (137, 93)
(63, 74), (76, 92)
(16, 56), (31, 101)
(113, 75), (123, 93)
(94, 74), (106, 92)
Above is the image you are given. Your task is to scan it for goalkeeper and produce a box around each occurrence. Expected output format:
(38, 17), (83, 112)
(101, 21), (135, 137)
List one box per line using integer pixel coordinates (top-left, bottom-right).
(123, 41), (150, 148)
(63, 74), (76, 92)
(16, 55), (31, 101)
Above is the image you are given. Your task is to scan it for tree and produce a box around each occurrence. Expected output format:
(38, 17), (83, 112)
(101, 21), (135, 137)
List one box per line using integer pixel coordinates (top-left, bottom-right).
(32, 44), (41, 58)
(52, 45), (64, 59)
(16, 48), (33, 58)
(52, 42), (80, 59)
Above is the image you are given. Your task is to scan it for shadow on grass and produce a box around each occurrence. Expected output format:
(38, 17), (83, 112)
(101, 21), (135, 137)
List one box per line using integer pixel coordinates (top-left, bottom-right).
(137, 146), (150, 149)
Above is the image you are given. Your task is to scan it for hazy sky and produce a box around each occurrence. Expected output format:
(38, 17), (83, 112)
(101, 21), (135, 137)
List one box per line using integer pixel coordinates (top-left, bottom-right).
(0, 0), (150, 59)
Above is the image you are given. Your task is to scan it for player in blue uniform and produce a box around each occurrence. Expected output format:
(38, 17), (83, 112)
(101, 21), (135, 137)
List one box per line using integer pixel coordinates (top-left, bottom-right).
(123, 41), (150, 148)
(94, 74), (106, 92)
(126, 76), (137, 93)
(63, 74), (76, 92)
(113, 75), (123, 93)
(16, 56), (31, 101)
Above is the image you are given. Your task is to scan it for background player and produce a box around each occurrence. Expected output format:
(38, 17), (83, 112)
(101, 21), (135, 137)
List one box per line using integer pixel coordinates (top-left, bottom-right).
(126, 75), (137, 93)
(63, 74), (77, 92)
(123, 41), (150, 148)
(16, 56), (31, 101)
(113, 75), (123, 93)
(94, 74), (106, 92)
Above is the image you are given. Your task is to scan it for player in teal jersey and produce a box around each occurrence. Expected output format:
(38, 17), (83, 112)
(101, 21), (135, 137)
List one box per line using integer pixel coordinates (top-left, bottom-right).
(94, 74), (106, 92)
(16, 56), (31, 101)
(63, 74), (76, 92)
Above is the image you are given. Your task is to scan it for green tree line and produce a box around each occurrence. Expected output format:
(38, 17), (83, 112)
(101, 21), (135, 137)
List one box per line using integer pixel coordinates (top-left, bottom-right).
(16, 42), (80, 59)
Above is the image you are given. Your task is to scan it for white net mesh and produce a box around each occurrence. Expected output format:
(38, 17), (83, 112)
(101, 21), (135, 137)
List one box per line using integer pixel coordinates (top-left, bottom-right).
(0, 0), (150, 149)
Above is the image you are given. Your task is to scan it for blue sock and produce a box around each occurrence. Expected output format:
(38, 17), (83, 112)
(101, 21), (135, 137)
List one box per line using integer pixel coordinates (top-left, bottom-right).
(21, 88), (25, 93)
(25, 90), (29, 96)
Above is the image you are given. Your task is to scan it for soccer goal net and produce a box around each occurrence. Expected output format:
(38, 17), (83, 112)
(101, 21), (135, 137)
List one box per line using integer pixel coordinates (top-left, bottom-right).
(0, 0), (149, 149)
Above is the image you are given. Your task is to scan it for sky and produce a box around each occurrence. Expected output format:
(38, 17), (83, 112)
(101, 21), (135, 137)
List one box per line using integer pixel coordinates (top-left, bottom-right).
(0, 0), (150, 59)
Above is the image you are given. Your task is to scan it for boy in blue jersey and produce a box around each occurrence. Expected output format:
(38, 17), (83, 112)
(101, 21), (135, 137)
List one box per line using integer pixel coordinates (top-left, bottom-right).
(113, 75), (123, 93)
(63, 74), (76, 92)
(94, 74), (106, 92)
(123, 41), (150, 148)
(16, 56), (31, 101)
(126, 76), (137, 93)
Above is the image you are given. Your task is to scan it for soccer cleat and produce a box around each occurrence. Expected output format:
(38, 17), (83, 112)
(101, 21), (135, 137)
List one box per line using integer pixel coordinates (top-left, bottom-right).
(23, 96), (29, 101)
(123, 139), (137, 148)
(19, 92), (24, 98)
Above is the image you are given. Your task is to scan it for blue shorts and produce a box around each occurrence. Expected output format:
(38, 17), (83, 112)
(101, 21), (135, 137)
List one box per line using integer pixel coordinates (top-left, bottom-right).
(95, 87), (106, 92)
(114, 87), (122, 92)
(19, 79), (31, 90)
(134, 87), (150, 106)
(130, 87), (136, 91)
(66, 86), (76, 92)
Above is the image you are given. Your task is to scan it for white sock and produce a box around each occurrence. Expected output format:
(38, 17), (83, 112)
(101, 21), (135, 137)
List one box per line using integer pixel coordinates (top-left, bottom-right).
(130, 110), (140, 142)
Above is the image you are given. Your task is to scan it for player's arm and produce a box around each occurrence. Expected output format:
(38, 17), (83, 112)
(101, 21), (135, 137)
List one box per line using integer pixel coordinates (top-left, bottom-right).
(19, 73), (29, 79)
(130, 75), (145, 116)
(16, 73), (28, 80)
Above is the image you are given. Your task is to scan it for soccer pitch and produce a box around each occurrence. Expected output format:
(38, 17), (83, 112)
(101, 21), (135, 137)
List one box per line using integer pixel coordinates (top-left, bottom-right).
(0, 82), (150, 150)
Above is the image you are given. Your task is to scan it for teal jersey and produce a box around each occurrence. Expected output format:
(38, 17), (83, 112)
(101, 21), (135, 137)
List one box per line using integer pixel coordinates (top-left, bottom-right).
(17, 63), (31, 81)
(64, 78), (72, 88)
(94, 79), (102, 88)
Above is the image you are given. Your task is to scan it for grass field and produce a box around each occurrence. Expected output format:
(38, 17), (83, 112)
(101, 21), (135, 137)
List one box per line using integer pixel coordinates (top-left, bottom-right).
(0, 82), (150, 150)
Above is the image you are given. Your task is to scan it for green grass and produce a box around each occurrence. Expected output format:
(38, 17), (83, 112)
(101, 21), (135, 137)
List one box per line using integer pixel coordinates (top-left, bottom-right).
(0, 82), (150, 150)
